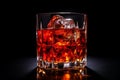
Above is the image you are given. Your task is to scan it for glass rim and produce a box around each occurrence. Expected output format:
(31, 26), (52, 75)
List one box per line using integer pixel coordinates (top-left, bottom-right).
(37, 12), (86, 15)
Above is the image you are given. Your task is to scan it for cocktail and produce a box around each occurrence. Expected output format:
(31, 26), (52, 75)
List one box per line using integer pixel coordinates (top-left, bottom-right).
(36, 12), (87, 77)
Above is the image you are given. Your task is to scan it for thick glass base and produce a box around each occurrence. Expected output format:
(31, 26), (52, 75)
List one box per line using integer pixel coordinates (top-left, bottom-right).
(37, 56), (87, 69)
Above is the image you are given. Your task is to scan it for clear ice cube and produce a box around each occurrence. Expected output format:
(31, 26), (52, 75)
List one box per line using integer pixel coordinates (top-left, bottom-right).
(62, 18), (75, 29)
(47, 15), (76, 29)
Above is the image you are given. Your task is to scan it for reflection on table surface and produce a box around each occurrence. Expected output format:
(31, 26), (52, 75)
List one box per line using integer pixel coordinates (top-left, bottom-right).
(24, 67), (105, 80)
(37, 69), (88, 80)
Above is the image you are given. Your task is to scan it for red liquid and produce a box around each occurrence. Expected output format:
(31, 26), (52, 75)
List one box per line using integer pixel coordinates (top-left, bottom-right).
(37, 28), (86, 63)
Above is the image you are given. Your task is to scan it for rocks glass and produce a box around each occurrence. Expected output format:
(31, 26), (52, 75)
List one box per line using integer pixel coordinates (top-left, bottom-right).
(36, 12), (87, 77)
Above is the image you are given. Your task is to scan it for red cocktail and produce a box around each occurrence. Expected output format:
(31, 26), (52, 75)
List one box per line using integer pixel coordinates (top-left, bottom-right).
(36, 12), (87, 75)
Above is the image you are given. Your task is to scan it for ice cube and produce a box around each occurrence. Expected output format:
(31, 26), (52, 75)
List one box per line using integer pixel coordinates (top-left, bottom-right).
(54, 18), (64, 29)
(62, 18), (75, 29)
(47, 15), (76, 29)
(54, 18), (76, 29)
(47, 15), (64, 28)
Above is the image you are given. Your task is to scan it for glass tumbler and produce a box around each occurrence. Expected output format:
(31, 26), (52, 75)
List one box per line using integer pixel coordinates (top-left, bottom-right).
(36, 12), (87, 76)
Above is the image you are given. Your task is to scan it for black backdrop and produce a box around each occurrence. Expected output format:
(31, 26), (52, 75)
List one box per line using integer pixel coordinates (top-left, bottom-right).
(1, 1), (119, 80)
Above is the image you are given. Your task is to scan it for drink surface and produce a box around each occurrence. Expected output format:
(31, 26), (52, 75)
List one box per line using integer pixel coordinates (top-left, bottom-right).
(37, 28), (86, 65)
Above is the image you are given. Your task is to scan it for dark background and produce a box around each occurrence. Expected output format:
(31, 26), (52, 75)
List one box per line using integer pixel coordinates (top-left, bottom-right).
(1, 1), (119, 80)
